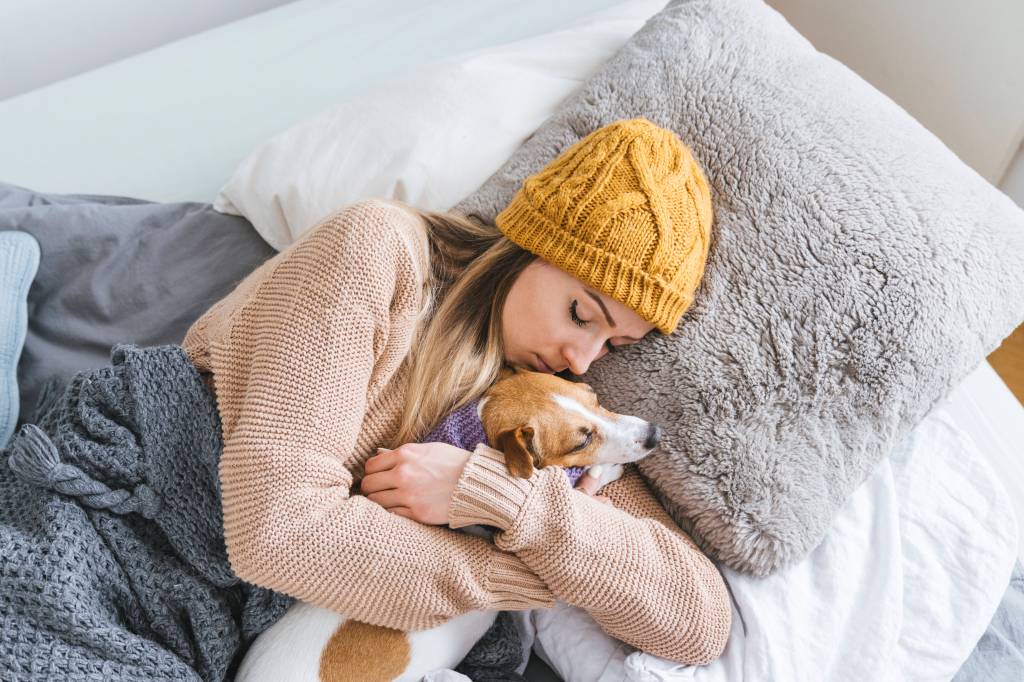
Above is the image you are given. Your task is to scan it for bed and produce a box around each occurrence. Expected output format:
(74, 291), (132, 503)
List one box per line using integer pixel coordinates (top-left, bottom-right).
(1, 1), (1022, 680)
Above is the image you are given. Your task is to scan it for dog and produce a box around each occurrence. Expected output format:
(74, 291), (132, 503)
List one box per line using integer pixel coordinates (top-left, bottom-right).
(480, 365), (662, 482)
(235, 367), (662, 682)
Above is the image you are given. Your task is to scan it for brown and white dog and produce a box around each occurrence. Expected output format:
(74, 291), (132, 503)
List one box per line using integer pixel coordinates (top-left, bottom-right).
(236, 367), (662, 682)
(481, 366), (662, 482)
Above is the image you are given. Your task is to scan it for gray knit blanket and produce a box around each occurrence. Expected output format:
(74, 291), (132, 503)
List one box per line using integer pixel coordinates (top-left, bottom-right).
(0, 343), (293, 681)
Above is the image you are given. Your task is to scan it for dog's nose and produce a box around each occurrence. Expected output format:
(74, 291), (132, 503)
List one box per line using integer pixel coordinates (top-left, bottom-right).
(643, 423), (662, 450)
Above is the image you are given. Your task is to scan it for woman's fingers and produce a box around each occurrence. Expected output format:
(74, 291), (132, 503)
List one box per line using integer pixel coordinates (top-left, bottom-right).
(575, 469), (617, 508)
(360, 467), (400, 494)
(366, 486), (414, 518)
(574, 469), (602, 496)
(365, 488), (405, 509)
(363, 447), (396, 475)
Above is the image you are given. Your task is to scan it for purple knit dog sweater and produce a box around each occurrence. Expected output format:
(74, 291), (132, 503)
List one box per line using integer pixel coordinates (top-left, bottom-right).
(424, 398), (587, 487)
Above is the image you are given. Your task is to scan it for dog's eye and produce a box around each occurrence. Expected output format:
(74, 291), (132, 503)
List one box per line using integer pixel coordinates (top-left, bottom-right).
(572, 429), (594, 452)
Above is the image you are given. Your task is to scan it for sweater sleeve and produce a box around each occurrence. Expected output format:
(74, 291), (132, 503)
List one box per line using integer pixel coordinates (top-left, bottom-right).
(214, 202), (554, 632)
(448, 445), (733, 665)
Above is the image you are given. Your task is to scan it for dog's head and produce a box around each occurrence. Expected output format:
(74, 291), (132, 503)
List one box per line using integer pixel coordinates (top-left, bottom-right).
(479, 366), (662, 478)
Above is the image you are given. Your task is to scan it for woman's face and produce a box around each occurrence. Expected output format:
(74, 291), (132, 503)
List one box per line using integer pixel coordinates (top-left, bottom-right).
(501, 259), (657, 376)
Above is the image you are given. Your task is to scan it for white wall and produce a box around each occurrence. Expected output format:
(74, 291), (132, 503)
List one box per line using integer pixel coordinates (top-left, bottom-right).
(1000, 143), (1024, 209)
(766, 0), (1024, 186)
(0, 0), (294, 100)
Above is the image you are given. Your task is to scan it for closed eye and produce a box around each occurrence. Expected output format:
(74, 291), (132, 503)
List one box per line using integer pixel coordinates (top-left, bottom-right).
(571, 300), (617, 354)
(571, 429), (594, 452)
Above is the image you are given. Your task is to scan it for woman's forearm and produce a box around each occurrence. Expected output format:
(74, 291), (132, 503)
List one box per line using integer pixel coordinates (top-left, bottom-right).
(202, 203), (559, 632)
(448, 445), (732, 665)
(220, 438), (555, 632)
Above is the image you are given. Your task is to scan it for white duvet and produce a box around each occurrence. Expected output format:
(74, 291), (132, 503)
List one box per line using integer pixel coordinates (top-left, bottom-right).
(483, 401), (1018, 682)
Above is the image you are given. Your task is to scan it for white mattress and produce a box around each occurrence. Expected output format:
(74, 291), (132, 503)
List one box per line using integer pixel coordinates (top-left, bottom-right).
(1, 0), (1021, 566)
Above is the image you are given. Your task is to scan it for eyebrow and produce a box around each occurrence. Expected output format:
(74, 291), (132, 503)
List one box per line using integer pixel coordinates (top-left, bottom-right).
(584, 290), (642, 341)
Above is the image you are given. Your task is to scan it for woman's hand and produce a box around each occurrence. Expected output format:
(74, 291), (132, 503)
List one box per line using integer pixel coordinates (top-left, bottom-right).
(574, 468), (615, 506)
(361, 442), (472, 525)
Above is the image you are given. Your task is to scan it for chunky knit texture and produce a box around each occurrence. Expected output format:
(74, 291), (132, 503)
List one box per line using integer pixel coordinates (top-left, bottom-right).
(495, 118), (713, 335)
(0, 343), (292, 681)
(424, 398), (489, 453)
(429, 397), (580, 678)
(424, 397), (587, 487)
(455, 611), (527, 682)
(181, 198), (731, 664)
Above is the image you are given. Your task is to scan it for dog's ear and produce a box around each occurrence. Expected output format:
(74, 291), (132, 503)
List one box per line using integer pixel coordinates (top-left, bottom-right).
(495, 425), (536, 478)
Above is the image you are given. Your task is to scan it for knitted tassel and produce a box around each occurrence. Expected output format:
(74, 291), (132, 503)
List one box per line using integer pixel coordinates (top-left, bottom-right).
(7, 423), (163, 519)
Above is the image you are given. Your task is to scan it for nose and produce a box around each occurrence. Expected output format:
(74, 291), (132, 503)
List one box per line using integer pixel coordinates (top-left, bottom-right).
(643, 423), (662, 450)
(564, 336), (608, 376)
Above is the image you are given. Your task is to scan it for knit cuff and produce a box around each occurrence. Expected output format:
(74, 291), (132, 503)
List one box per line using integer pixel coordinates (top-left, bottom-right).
(483, 551), (555, 610)
(448, 443), (536, 531)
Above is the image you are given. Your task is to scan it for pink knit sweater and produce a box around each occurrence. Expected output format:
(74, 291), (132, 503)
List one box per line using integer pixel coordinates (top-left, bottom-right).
(181, 199), (732, 665)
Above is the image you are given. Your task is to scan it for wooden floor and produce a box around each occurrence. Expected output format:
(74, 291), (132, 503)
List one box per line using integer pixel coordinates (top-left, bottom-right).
(987, 322), (1024, 406)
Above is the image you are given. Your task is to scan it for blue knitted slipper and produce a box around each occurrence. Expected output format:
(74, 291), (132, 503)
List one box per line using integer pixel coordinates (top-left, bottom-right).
(0, 231), (40, 448)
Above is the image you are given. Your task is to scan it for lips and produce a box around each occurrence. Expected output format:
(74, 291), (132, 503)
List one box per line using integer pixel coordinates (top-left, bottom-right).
(534, 354), (554, 373)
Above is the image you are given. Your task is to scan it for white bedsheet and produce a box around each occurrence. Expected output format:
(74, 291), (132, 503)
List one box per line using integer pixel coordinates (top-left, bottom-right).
(501, 390), (1018, 682)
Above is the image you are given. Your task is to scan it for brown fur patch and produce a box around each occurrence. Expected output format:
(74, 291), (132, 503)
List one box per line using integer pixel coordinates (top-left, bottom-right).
(319, 621), (411, 682)
(483, 370), (608, 472)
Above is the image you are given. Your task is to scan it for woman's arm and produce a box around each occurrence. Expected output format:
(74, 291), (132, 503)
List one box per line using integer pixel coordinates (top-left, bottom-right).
(212, 202), (554, 631)
(447, 445), (733, 666)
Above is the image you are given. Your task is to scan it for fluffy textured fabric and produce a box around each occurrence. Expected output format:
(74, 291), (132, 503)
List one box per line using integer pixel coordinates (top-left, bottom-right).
(424, 397), (587, 487)
(454, 0), (1024, 576)
(0, 343), (292, 680)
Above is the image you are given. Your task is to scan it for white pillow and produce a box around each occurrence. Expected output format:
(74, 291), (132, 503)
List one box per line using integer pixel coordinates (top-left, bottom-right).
(213, 0), (666, 252)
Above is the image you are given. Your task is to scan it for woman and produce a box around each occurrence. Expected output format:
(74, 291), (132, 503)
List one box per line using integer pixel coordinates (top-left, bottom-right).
(187, 115), (730, 661)
(1, 118), (730, 679)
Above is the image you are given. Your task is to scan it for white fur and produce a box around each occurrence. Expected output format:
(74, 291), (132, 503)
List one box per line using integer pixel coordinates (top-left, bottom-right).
(549, 393), (652, 465)
(585, 462), (626, 488)
(237, 602), (497, 682)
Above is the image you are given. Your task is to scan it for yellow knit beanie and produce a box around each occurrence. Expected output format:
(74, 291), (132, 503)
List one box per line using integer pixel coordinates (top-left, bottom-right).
(496, 118), (713, 335)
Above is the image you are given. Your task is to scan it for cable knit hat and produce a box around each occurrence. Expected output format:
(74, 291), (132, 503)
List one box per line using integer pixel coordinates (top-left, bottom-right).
(495, 118), (713, 335)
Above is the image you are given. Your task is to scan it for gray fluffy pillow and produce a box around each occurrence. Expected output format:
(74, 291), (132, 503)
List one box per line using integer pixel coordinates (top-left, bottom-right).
(454, 0), (1024, 575)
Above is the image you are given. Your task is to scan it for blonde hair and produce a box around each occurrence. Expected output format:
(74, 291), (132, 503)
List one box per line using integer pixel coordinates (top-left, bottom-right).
(383, 203), (537, 449)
